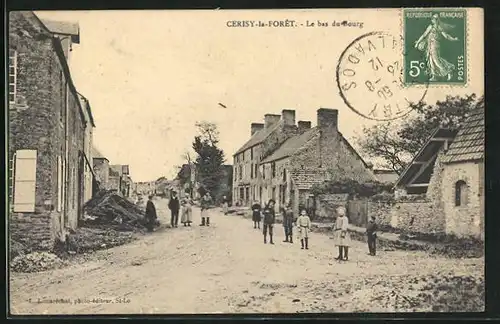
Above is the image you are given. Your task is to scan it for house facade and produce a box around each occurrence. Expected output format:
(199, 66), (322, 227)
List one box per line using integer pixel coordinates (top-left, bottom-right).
(259, 109), (377, 216)
(8, 11), (91, 250)
(78, 94), (96, 203)
(109, 164), (132, 197)
(232, 110), (300, 207)
(233, 108), (376, 216)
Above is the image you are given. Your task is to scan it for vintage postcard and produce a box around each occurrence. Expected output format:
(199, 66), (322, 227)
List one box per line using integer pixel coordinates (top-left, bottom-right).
(7, 8), (484, 315)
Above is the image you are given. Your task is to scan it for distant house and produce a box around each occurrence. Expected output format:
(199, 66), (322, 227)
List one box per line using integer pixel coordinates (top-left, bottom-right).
(109, 164), (132, 197)
(393, 106), (484, 239)
(92, 146), (110, 189)
(373, 169), (399, 185)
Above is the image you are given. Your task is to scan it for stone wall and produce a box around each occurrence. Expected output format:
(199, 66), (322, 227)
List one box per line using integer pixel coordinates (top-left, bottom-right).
(389, 200), (445, 234)
(442, 161), (483, 239)
(10, 212), (55, 251)
(367, 201), (392, 227)
(93, 158), (110, 188)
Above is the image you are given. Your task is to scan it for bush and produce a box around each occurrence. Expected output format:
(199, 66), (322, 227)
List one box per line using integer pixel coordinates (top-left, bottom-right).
(311, 179), (393, 198)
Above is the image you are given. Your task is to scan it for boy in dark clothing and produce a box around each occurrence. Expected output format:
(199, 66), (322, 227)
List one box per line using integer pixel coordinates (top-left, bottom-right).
(366, 215), (378, 256)
(251, 201), (262, 229)
(168, 191), (180, 228)
(145, 195), (157, 232)
(282, 203), (294, 243)
(262, 199), (276, 244)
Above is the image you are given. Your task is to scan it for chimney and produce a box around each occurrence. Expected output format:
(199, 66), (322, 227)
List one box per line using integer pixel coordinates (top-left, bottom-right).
(264, 114), (281, 129)
(281, 109), (296, 126)
(317, 108), (338, 130)
(298, 120), (312, 132)
(251, 123), (264, 136)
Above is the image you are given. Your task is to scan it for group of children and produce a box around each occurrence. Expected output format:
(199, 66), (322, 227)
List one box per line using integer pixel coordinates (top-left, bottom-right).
(250, 199), (359, 261)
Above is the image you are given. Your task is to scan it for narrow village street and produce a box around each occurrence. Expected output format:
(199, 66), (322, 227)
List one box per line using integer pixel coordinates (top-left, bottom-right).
(10, 198), (484, 315)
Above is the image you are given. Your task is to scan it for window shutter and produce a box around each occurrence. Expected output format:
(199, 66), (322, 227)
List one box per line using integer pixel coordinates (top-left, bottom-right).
(13, 150), (37, 213)
(57, 156), (62, 211)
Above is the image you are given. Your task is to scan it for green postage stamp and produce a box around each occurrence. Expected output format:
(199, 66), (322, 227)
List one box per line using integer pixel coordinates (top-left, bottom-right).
(403, 8), (467, 86)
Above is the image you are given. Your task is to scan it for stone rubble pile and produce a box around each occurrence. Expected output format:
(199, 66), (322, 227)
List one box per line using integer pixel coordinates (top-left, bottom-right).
(10, 252), (64, 273)
(83, 190), (147, 231)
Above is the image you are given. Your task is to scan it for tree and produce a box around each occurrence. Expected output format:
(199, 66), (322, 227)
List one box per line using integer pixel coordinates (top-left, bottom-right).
(192, 121), (226, 201)
(356, 94), (483, 175)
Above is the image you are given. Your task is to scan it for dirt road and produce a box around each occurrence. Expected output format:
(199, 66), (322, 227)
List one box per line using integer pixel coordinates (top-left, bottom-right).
(9, 199), (484, 314)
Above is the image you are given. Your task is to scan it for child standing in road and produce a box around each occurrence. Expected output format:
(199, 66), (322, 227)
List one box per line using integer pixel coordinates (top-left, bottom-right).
(181, 199), (193, 226)
(296, 209), (311, 249)
(333, 206), (351, 261)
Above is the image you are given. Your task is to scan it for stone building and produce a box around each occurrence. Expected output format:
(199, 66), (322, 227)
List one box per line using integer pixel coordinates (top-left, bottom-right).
(233, 108), (376, 216)
(373, 169), (399, 185)
(259, 108), (377, 216)
(393, 107), (484, 239)
(8, 12), (93, 250)
(441, 107), (484, 239)
(78, 93), (96, 203)
(92, 146), (110, 189)
(109, 164), (133, 197)
(232, 110), (301, 207)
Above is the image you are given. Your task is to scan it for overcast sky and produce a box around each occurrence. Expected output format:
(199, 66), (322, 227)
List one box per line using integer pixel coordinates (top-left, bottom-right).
(34, 9), (483, 182)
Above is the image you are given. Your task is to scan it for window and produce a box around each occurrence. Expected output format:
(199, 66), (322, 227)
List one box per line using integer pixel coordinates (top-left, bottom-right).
(72, 167), (76, 209)
(271, 162), (276, 178)
(251, 147), (254, 160)
(238, 165), (242, 180)
(250, 163), (254, 179)
(9, 49), (17, 105)
(8, 156), (15, 207)
(57, 156), (63, 211)
(283, 168), (287, 182)
(255, 164), (258, 178)
(455, 180), (468, 206)
(242, 152), (245, 162)
(13, 150), (37, 213)
(239, 187), (244, 200)
(272, 187), (276, 201)
(262, 165), (266, 179)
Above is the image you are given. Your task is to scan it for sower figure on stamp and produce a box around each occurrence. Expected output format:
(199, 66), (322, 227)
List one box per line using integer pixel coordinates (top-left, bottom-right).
(366, 215), (378, 256)
(262, 199), (276, 244)
(251, 200), (262, 229)
(333, 206), (351, 261)
(414, 14), (460, 82)
(168, 191), (180, 228)
(145, 195), (157, 232)
(200, 192), (211, 226)
(296, 209), (311, 249)
(282, 202), (294, 243)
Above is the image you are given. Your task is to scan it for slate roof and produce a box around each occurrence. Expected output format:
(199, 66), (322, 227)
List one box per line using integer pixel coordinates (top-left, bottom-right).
(92, 146), (107, 160)
(395, 128), (457, 188)
(290, 169), (329, 190)
(260, 128), (319, 164)
(234, 120), (282, 155)
(259, 127), (371, 169)
(441, 107), (484, 164)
